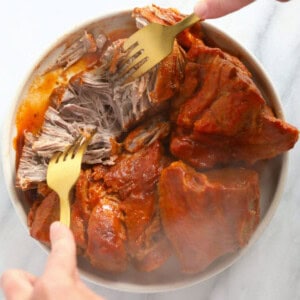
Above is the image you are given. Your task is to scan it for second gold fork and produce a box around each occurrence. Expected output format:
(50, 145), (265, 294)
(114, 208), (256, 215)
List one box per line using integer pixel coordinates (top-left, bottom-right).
(121, 13), (200, 80)
(46, 134), (92, 227)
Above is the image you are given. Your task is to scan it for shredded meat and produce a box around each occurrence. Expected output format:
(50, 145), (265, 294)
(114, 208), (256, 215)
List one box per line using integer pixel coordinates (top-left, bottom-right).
(123, 116), (170, 153)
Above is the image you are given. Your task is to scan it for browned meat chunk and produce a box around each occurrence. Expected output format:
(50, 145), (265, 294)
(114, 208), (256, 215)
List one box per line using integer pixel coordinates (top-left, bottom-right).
(104, 141), (165, 198)
(159, 161), (260, 274)
(149, 41), (185, 103)
(171, 45), (299, 168)
(121, 192), (171, 272)
(71, 165), (129, 273)
(29, 191), (59, 243)
(104, 141), (172, 271)
(177, 47), (257, 129)
(172, 108), (298, 169)
(86, 196), (128, 273)
(71, 167), (107, 250)
(133, 5), (185, 26)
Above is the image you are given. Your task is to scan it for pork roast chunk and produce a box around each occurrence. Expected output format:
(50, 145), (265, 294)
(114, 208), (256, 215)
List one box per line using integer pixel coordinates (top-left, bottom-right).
(86, 195), (128, 273)
(171, 44), (299, 169)
(71, 168), (107, 250)
(104, 141), (172, 271)
(159, 161), (260, 274)
(104, 141), (166, 199)
(29, 191), (59, 243)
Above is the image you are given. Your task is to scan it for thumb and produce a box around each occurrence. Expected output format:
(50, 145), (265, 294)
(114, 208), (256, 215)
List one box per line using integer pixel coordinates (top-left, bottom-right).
(194, 0), (254, 19)
(44, 221), (77, 279)
(1, 270), (36, 300)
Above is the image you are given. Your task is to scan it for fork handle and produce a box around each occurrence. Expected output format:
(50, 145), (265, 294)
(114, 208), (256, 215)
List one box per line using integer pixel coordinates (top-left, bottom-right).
(169, 13), (201, 36)
(58, 191), (71, 227)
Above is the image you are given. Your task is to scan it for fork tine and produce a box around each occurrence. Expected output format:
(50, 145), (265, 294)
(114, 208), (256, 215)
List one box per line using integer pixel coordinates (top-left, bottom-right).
(120, 13), (200, 82)
(122, 57), (146, 76)
(123, 30), (145, 51)
(70, 132), (94, 158)
(122, 40), (135, 52)
(119, 52), (149, 78)
(64, 135), (85, 160)
(128, 57), (159, 79)
(76, 135), (91, 157)
(120, 46), (144, 68)
(49, 152), (62, 165)
(122, 40), (139, 55)
(123, 56), (159, 81)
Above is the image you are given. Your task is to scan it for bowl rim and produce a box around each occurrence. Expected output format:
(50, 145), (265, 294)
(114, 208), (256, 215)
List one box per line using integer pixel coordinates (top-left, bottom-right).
(1, 9), (289, 293)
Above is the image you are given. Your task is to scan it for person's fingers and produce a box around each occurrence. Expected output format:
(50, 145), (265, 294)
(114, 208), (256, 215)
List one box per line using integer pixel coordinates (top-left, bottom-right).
(1, 269), (36, 300)
(44, 221), (77, 279)
(194, 0), (254, 19)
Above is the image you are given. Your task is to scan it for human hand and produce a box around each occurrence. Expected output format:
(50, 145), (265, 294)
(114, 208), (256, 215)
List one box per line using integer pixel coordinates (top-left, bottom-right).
(194, 0), (290, 19)
(1, 221), (104, 300)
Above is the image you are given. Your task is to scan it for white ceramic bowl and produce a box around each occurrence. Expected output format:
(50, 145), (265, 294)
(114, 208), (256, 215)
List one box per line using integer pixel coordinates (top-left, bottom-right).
(2, 10), (288, 293)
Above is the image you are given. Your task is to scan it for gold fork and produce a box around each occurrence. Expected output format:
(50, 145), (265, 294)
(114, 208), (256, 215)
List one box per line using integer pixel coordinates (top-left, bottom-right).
(46, 134), (92, 227)
(121, 13), (200, 80)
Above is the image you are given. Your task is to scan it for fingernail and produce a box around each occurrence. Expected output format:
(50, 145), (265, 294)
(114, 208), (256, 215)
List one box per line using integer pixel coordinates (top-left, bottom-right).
(194, 0), (208, 19)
